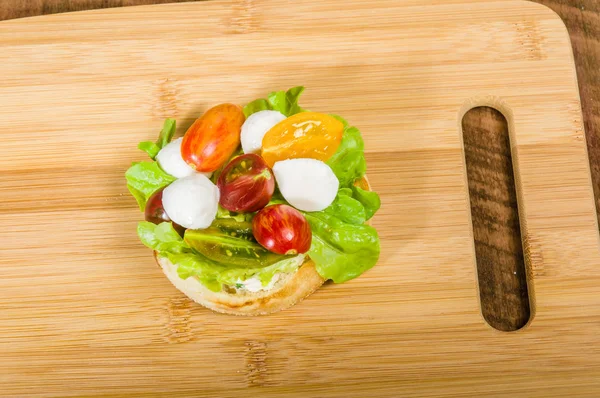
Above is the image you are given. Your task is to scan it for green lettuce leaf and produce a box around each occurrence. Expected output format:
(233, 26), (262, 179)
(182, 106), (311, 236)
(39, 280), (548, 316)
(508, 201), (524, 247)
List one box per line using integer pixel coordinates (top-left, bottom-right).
(166, 252), (223, 292)
(137, 141), (161, 159)
(243, 86), (306, 118)
(126, 161), (175, 210)
(137, 221), (189, 253)
(138, 118), (176, 159)
(304, 211), (380, 283)
(166, 248), (304, 290)
(352, 186), (381, 220)
(323, 188), (366, 225)
(137, 221), (223, 292)
(243, 99), (271, 118)
(253, 255), (305, 285)
(268, 86), (305, 116)
(327, 124), (367, 187)
(216, 254), (306, 287)
(156, 118), (176, 149)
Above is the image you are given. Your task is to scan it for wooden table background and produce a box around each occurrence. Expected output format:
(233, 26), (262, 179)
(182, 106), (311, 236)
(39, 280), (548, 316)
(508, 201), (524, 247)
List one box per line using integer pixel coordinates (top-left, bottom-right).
(1, 0), (598, 331)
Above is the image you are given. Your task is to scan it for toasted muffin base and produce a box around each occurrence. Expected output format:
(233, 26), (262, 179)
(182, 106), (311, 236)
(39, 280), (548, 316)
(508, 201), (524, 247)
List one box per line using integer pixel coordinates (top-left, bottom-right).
(156, 254), (325, 316)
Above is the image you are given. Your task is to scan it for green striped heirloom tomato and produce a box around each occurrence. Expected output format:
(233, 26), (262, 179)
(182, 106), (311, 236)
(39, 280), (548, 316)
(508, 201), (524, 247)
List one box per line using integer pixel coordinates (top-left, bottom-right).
(184, 227), (288, 268)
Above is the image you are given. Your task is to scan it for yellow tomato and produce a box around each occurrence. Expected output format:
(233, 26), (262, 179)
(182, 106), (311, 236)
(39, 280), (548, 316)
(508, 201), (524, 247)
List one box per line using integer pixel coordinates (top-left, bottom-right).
(261, 112), (343, 167)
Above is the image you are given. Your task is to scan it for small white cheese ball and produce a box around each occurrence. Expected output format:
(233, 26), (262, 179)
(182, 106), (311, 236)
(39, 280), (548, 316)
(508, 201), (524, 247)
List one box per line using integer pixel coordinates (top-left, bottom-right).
(273, 158), (339, 212)
(157, 137), (211, 179)
(241, 110), (286, 154)
(162, 174), (219, 229)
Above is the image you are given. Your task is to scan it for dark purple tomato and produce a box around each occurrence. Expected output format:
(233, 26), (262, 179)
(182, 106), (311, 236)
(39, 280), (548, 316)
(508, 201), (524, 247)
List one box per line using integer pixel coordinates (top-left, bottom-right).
(145, 188), (185, 236)
(217, 153), (275, 213)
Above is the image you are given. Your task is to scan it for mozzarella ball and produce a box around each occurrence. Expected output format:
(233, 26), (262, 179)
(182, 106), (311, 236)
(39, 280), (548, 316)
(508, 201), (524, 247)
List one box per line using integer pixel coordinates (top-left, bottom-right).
(273, 158), (339, 212)
(162, 174), (219, 229)
(157, 137), (211, 179)
(241, 110), (286, 154)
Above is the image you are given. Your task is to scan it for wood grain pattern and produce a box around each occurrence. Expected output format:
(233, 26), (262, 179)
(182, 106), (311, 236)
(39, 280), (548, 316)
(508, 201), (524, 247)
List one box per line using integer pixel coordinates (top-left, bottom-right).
(462, 107), (531, 332)
(1, 0), (600, 396)
(1, 0), (598, 335)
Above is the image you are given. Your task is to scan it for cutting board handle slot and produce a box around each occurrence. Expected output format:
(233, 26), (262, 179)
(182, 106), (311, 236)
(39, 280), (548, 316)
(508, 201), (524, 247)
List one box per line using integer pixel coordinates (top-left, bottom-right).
(460, 100), (534, 332)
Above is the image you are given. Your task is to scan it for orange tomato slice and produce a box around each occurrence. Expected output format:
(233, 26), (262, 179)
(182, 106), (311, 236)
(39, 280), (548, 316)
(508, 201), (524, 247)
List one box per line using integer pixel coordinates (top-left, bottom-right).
(260, 112), (343, 168)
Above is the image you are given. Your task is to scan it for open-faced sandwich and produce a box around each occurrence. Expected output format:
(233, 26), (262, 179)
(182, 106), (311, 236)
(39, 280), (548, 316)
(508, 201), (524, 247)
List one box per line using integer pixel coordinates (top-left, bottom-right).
(126, 87), (381, 315)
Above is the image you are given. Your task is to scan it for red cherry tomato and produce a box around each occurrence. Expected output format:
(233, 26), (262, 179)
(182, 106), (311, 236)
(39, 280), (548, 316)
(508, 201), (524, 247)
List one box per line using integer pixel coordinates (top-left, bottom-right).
(181, 103), (245, 172)
(252, 204), (311, 255)
(145, 188), (185, 236)
(217, 154), (275, 213)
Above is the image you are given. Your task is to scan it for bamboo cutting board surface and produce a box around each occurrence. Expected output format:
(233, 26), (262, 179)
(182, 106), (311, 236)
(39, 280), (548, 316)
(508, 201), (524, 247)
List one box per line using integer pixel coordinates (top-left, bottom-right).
(1, 0), (600, 396)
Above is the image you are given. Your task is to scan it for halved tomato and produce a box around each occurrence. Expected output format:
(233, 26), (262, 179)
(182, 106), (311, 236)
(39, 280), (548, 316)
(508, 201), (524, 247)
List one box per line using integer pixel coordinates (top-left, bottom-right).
(217, 154), (275, 213)
(261, 112), (343, 168)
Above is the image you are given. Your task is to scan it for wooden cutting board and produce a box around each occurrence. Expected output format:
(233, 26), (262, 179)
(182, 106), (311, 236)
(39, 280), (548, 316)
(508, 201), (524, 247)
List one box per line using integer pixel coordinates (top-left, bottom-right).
(1, 0), (599, 396)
